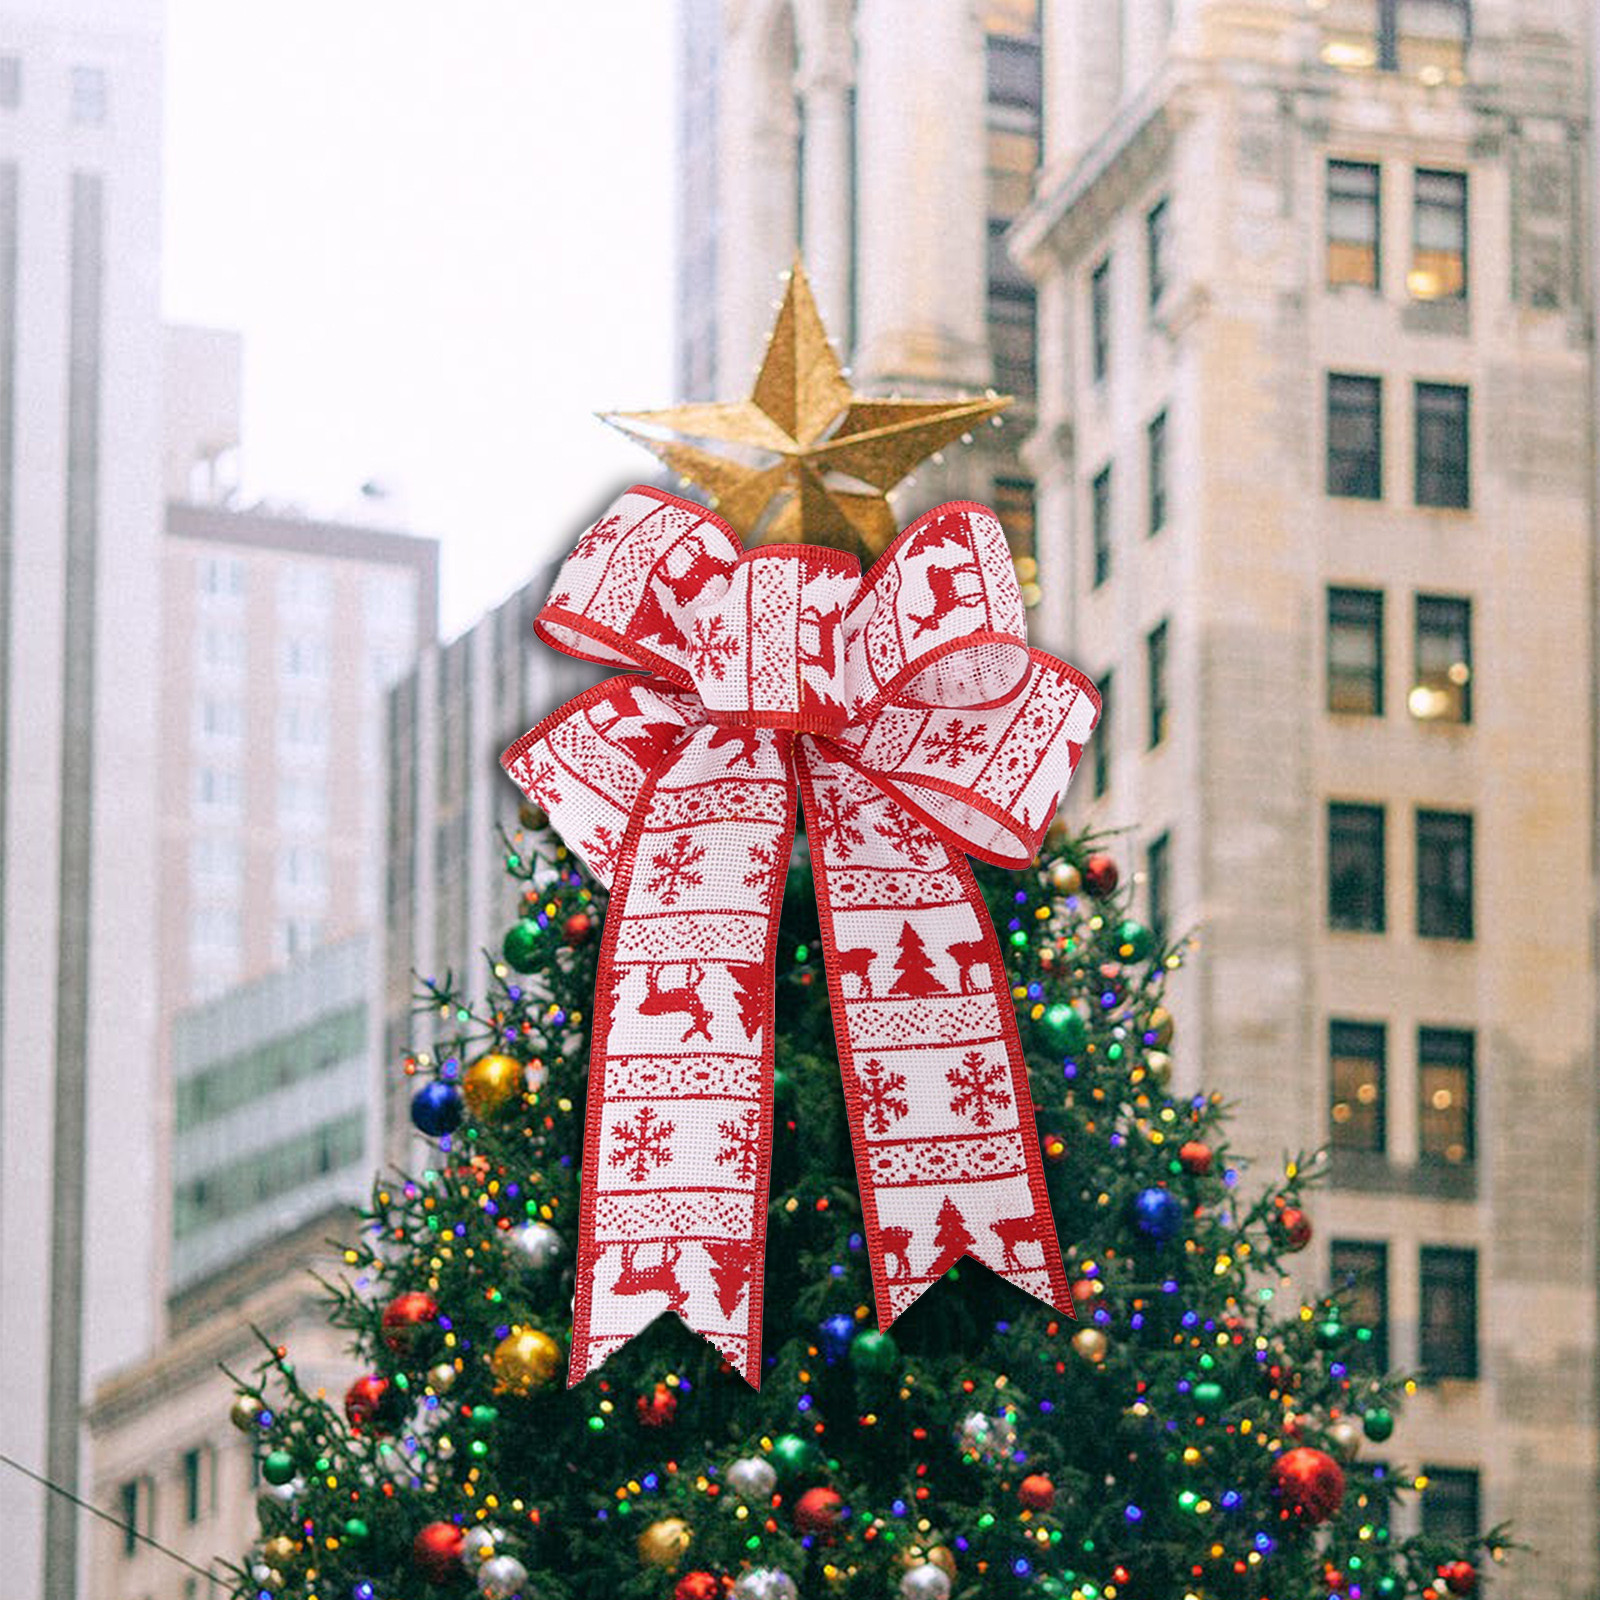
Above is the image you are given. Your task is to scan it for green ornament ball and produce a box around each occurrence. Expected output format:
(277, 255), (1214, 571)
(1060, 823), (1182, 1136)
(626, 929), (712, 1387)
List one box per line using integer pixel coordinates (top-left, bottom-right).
(1115, 919), (1155, 962)
(1376, 1576), (1400, 1597)
(502, 918), (542, 973)
(769, 1432), (818, 1482)
(1362, 1406), (1395, 1442)
(1048, 1005), (1088, 1056)
(1315, 1315), (1345, 1348)
(848, 1329), (899, 1377)
(261, 1449), (297, 1487)
(1192, 1381), (1224, 1410)
(342, 1517), (370, 1543)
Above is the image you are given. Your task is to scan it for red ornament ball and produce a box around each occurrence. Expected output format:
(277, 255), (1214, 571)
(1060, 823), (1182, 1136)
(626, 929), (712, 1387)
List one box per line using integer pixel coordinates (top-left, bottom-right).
(1178, 1140), (1213, 1176)
(343, 1374), (399, 1433)
(382, 1290), (440, 1355)
(1440, 1560), (1478, 1596)
(1083, 853), (1120, 897)
(637, 1381), (678, 1428)
(675, 1575), (722, 1600)
(793, 1485), (843, 1538)
(412, 1520), (465, 1583)
(1271, 1446), (1346, 1524)
(1018, 1473), (1056, 1511)
(564, 911), (593, 946)
(1276, 1205), (1314, 1251)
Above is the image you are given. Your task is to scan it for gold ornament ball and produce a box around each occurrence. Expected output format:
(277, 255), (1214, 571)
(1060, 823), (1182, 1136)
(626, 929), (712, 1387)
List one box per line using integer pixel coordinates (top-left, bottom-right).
(926, 1547), (958, 1581)
(261, 1536), (300, 1568)
(463, 1053), (526, 1119)
(1147, 1007), (1175, 1048)
(1072, 1327), (1109, 1364)
(1145, 1050), (1172, 1086)
(230, 1393), (264, 1432)
(489, 1327), (562, 1394)
(1049, 860), (1082, 896)
(428, 1361), (458, 1393)
(637, 1517), (692, 1571)
(1325, 1417), (1363, 1460)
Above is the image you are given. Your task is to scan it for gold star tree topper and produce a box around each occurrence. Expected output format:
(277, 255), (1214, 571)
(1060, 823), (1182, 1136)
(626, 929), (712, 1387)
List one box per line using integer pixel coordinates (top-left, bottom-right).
(602, 260), (1010, 559)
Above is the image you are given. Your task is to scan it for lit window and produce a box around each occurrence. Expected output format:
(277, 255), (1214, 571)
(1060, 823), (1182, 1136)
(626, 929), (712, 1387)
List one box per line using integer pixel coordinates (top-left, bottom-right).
(1329, 802), (1385, 933)
(1327, 587), (1384, 716)
(1329, 1239), (1389, 1369)
(1418, 1027), (1475, 1164)
(1327, 160), (1381, 288)
(1091, 466), (1112, 588)
(1391, 0), (1471, 79)
(70, 65), (106, 126)
(987, 124), (1038, 216)
(1327, 374), (1383, 500)
(1147, 410), (1168, 536)
(1329, 1019), (1386, 1153)
(1420, 1246), (1477, 1378)
(1410, 169), (1467, 299)
(1416, 808), (1473, 940)
(1414, 382), (1469, 508)
(1412, 594), (1471, 722)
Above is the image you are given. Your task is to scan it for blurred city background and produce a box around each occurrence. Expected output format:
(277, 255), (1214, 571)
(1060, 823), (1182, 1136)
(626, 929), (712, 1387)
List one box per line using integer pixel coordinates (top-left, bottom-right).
(0, 0), (1592, 1596)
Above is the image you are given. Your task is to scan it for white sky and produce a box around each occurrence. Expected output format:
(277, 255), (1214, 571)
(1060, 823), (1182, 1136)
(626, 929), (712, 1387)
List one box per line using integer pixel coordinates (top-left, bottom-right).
(162, 1), (678, 637)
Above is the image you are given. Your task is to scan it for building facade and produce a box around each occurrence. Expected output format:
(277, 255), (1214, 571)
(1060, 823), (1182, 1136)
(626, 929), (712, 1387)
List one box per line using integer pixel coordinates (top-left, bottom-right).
(0, 5), (168, 1595)
(1010, 1), (1594, 1593)
(677, 0), (1048, 587)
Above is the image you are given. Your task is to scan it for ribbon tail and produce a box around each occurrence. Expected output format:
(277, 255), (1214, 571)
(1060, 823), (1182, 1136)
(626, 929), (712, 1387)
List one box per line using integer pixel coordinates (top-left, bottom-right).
(567, 724), (794, 1388)
(797, 738), (1074, 1329)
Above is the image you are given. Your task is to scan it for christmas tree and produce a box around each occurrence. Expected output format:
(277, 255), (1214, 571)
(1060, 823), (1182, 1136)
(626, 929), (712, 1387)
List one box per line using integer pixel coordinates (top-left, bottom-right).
(228, 816), (1510, 1600)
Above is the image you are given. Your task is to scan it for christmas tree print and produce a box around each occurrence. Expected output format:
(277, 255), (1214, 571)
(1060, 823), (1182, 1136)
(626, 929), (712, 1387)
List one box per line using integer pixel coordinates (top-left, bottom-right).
(888, 920), (946, 997)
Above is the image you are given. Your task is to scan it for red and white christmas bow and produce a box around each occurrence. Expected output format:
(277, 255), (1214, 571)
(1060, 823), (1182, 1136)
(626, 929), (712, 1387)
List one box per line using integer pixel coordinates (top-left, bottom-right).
(501, 486), (1100, 1387)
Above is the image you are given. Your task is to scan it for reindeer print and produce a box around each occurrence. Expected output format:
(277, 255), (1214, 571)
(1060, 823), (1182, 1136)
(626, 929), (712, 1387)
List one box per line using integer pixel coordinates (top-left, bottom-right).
(944, 936), (993, 995)
(835, 946), (876, 999)
(878, 1224), (913, 1281)
(990, 1211), (1052, 1272)
(908, 560), (985, 638)
(609, 1241), (689, 1316)
(637, 961), (714, 1042)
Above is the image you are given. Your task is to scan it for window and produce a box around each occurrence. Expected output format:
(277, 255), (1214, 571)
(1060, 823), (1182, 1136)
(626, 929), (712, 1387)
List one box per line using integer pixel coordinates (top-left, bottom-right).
(0, 56), (19, 111)
(70, 65), (106, 125)
(986, 30), (1042, 109)
(1146, 619), (1168, 748)
(1328, 803), (1385, 932)
(988, 218), (1037, 399)
(1147, 410), (1168, 535)
(1420, 1245), (1478, 1378)
(1329, 1239), (1389, 1369)
(1417, 809), (1473, 940)
(1412, 594), (1471, 722)
(1147, 831), (1169, 943)
(1329, 1019), (1386, 1153)
(118, 1477), (152, 1557)
(198, 626), (245, 675)
(1384, 0), (1472, 79)
(1411, 169), (1467, 299)
(1146, 198), (1169, 309)
(992, 477), (1036, 562)
(1327, 160), (1380, 288)
(1327, 587), (1384, 715)
(1420, 1466), (1481, 1541)
(1091, 465), (1112, 587)
(190, 905), (241, 959)
(279, 845), (327, 893)
(198, 555), (245, 598)
(182, 1445), (214, 1524)
(282, 917), (324, 960)
(279, 701), (328, 750)
(1418, 1027), (1475, 1164)
(1414, 382), (1469, 508)
(278, 564), (331, 618)
(282, 635), (329, 681)
(1090, 257), (1111, 382)
(1327, 374), (1383, 499)
(988, 124), (1038, 216)
(195, 767), (241, 812)
(190, 835), (242, 890)
(278, 772), (327, 820)
(198, 697), (244, 742)
(1093, 671), (1112, 798)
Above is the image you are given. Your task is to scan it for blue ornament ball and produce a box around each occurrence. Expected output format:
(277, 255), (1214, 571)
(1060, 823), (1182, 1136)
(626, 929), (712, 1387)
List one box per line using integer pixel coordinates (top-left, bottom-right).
(410, 1080), (464, 1139)
(1130, 1186), (1184, 1242)
(819, 1313), (856, 1363)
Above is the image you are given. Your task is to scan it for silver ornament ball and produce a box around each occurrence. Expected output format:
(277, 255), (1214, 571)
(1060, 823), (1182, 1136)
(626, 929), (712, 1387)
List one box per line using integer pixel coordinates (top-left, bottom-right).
(725, 1455), (778, 1499)
(460, 1525), (498, 1567)
(733, 1571), (798, 1600)
(478, 1554), (529, 1598)
(508, 1221), (565, 1270)
(900, 1565), (954, 1600)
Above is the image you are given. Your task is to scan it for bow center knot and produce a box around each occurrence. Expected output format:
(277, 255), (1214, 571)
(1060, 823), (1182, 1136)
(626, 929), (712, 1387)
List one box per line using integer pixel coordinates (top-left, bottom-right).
(687, 546), (860, 733)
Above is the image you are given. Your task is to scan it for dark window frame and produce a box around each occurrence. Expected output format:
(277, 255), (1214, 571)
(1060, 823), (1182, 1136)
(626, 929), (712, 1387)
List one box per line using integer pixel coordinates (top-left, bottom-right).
(1330, 1238), (1390, 1370)
(1091, 464), (1112, 588)
(1420, 1464), (1481, 1540)
(1330, 1018), (1387, 1154)
(1093, 669), (1112, 798)
(1090, 256), (1111, 383)
(1327, 158), (1381, 289)
(1147, 830), (1170, 944)
(1328, 801), (1386, 933)
(1420, 1245), (1478, 1379)
(1327, 586), (1385, 716)
(1414, 381), (1470, 509)
(1146, 618), (1169, 749)
(1412, 167), (1468, 300)
(1146, 196), (1170, 310)
(1147, 409), (1168, 535)
(1416, 808), (1474, 940)
(1414, 592), (1473, 724)
(1418, 1026), (1476, 1165)
(1327, 373), (1384, 500)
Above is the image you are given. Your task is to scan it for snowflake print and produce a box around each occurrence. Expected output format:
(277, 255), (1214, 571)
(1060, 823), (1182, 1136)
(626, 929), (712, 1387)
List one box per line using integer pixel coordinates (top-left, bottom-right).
(526, 760), (562, 809)
(714, 1105), (763, 1183)
(946, 1050), (1012, 1128)
(648, 833), (707, 905)
(923, 718), (989, 769)
(572, 513), (624, 559)
(609, 1105), (675, 1183)
(874, 809), (939, 867)
(743, 840), (779, 889)
(810, 785), (866, 858)
(690, 615), (740, 680)
(581, 823), (621, 879)
(856, 1057), (909, 1136)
